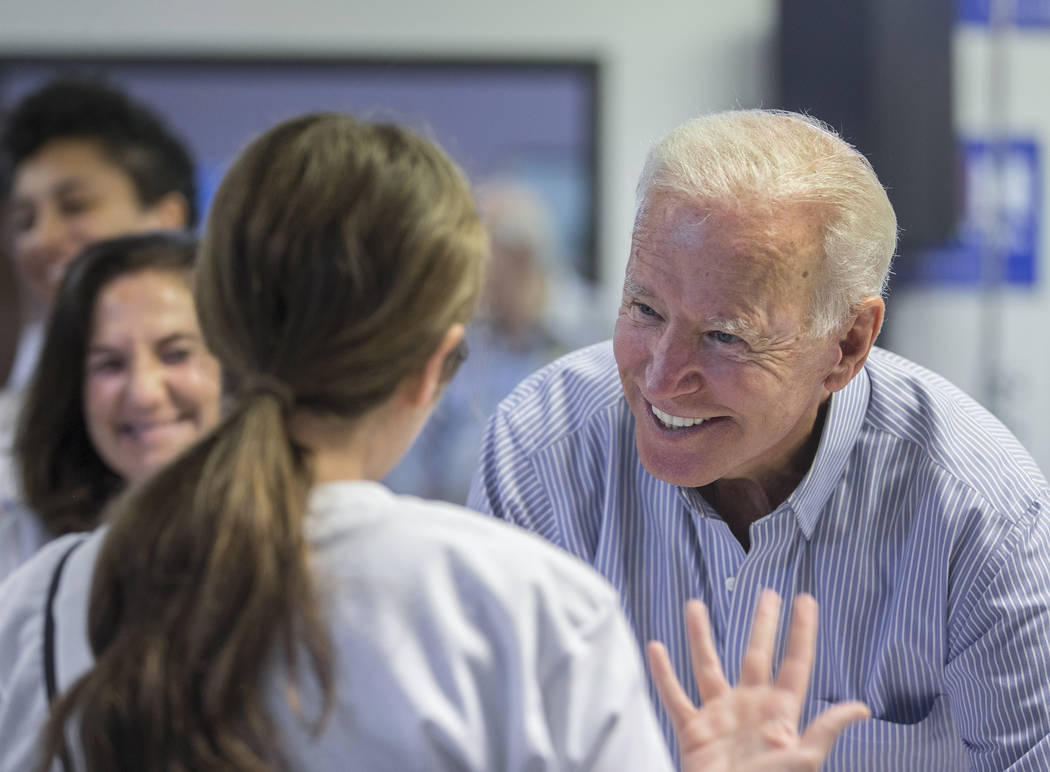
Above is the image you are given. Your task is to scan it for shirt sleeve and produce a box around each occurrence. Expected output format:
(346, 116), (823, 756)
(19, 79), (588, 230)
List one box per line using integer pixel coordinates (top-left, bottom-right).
(944, 496), (1050, 771)
(0, 534), (82, 772)
(466, 401), (555, 537)
(466, 407), (671, 768)
(538, 599), (675, 772)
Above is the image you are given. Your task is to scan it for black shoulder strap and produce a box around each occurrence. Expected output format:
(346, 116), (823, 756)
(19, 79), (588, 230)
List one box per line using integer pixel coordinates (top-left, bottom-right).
(42, 537), (86, 772)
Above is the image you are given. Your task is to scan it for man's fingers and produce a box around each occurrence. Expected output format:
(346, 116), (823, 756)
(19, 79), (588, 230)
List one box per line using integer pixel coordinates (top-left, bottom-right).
(647, 599), (734, 727)
(773, 593), (818, 703)
(684, 599), (731, 700)
(739, 589), (781, 687)
(647, 640), (698, 729)
(799, 701), (870, 757)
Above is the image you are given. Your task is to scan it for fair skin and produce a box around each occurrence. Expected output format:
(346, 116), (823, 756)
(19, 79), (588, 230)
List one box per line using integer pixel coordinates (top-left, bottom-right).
(301, 333), (868, 768)
(83, 269), (222, 483)
(613, 192), (882, 544)
(296, 323), (468, 484)
(482, 241), (548, 343)
(648, 590), (870, 771)
(9, 138), (188, 305)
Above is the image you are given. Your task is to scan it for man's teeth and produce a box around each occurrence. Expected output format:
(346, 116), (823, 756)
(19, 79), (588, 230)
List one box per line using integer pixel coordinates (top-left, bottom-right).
(651, 405), (706, 429)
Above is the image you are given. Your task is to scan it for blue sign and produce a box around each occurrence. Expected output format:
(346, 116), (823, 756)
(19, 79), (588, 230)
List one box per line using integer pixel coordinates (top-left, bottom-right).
(958, 0), (1050, 26)
(895, 138), (1040, 287)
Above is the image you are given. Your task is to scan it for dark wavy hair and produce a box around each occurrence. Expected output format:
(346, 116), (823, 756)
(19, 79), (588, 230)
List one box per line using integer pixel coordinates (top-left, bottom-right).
(14, 231), (198, 537)
(1, 77), (198, 225)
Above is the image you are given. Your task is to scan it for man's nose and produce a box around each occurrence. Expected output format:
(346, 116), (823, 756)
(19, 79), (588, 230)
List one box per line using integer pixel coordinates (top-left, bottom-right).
(646, 328), (703, 397)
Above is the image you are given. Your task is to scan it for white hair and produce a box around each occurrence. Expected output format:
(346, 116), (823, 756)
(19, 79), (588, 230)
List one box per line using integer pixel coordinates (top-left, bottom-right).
(635, 110), (898, 336)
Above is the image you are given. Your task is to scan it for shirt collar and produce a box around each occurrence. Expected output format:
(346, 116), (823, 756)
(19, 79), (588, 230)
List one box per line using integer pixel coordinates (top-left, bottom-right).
(786, 364), (871, 539)
(674, 364), (872, 540)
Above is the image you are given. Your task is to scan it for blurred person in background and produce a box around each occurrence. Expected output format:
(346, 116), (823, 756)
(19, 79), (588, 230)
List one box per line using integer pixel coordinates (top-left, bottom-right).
(386, 180), (600, 502)
(0, 241), (19, 387)
(0, 232), (222, 582)
(1, 77), (197, 388)
(0, 77), (197, 530)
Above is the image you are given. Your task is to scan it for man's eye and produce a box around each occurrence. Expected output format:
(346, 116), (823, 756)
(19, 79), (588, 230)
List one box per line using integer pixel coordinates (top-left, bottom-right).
(711, 331), (739, 344)
(634, 302), (658, 317)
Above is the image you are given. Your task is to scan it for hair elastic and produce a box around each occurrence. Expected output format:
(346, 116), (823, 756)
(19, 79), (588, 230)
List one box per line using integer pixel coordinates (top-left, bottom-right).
(242, 374), (295, 412)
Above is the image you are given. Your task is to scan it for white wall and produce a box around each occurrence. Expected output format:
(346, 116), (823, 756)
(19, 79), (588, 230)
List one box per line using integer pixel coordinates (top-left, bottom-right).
(0, 0), (776, 328)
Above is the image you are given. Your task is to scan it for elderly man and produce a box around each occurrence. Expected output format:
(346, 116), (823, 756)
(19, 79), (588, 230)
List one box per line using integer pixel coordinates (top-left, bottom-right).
(468, 110), (1050, 769)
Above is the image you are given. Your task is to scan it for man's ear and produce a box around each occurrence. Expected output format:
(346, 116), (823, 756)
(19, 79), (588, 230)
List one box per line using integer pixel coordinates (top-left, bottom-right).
(824, 297), (884, 393)
(403, 323), (466, 409)
(145, 191), (192, 230)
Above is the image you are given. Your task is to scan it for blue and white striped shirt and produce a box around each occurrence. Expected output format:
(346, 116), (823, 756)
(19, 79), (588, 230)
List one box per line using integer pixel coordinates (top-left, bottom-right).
(467, 342), (1050, 770)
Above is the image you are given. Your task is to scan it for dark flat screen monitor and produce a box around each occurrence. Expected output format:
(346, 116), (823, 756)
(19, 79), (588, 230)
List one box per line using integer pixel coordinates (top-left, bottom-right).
(0, 55), (600, 279)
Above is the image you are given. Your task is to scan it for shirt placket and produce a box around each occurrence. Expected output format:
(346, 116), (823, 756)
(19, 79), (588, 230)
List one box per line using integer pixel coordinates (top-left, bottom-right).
(690, 504), (803, 685)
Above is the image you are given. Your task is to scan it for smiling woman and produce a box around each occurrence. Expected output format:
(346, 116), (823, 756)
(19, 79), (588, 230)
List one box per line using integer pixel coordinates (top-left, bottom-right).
(5, 231), (222, 579)
(83, 268), (221, 484)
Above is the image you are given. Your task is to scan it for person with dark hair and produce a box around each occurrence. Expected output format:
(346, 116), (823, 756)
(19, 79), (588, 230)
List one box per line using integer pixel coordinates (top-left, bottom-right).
(0, 242), (19, 385)
(0, 232), (222, 582)
(1, 77), (197, 389)
(0, 113), (866, 771)
(0, 77), (199, 569)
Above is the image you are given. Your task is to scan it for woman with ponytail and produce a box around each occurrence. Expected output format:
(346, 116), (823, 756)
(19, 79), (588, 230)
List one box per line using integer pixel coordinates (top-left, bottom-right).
(0, 114), (867, 771)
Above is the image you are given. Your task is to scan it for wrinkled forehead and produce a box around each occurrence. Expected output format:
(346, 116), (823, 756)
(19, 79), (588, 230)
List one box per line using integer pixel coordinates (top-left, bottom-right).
(632, 192), (826, 285)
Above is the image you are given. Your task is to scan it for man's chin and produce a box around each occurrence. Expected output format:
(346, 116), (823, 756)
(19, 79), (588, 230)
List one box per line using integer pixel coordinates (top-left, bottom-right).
(635, 441), (721, 489)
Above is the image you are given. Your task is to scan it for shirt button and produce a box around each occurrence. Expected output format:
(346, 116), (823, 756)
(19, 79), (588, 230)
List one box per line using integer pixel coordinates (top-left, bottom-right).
(725, 577), (736, 591)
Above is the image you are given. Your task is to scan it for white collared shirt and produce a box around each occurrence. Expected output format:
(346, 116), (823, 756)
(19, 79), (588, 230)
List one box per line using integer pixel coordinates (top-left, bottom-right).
(0, 481), (673, 771)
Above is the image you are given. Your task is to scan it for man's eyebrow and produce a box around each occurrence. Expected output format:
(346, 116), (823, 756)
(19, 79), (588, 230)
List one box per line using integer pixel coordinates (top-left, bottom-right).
(622, 276), (652, 297)
(705, 316), (757, 336)
(705, 315), (780, 347)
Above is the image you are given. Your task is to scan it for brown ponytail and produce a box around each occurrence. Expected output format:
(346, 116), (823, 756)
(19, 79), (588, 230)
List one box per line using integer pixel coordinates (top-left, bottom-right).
(41, 114), (487, 770)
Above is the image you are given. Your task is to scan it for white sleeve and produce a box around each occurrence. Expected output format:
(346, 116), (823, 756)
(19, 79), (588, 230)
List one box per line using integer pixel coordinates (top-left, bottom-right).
(0, 535), (80, 772)
(539, 600), (675, 771)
